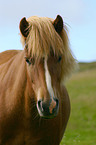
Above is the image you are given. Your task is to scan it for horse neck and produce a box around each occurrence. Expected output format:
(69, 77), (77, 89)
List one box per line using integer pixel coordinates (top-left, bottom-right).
(24, 66), (36, 119)
(0, 51), (27, 117)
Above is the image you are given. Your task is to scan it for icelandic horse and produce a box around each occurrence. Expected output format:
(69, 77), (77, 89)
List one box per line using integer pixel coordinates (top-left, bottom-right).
(0, 15), (76, 145)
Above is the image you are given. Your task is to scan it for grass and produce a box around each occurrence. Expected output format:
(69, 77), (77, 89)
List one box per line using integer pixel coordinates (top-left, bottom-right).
(60, 62), (96, 145)
(79, 62), (96, 72)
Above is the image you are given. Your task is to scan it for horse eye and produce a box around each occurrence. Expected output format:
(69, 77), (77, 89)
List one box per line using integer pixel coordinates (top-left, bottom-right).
(25, 57), (35, 65)
(58, 56), (62, 62)
(25, 58), (31, 65)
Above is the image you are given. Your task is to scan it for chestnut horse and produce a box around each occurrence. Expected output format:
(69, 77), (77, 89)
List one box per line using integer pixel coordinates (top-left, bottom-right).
(0, 15), (76, 145)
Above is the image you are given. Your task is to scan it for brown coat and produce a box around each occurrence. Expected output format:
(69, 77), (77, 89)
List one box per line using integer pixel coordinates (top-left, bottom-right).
(0, 50), (70, 145)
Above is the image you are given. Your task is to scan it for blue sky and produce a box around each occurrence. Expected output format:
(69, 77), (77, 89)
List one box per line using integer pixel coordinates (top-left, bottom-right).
(0, 0), (96, 62)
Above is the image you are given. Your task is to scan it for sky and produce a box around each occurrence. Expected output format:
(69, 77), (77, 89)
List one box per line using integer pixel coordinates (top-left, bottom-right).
(0, 0), (96, 62)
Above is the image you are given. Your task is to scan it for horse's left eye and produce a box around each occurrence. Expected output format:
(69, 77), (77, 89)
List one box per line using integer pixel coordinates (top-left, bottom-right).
(58, 56), (62, 62)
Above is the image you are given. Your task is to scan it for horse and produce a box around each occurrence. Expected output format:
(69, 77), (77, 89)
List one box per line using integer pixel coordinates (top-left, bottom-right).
(0, 15), (76, 145)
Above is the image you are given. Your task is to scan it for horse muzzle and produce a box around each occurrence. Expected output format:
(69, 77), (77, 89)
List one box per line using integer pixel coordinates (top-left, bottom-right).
(37, 98), (59, 119)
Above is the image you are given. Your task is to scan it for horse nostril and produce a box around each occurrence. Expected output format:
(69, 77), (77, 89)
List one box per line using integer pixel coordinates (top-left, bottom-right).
(38, 100), (41, 108)
(38, 100), (43, 112)
(54, 98), (59, 108)
(49, 98), (59, 114)
(37, 100), (49, 115)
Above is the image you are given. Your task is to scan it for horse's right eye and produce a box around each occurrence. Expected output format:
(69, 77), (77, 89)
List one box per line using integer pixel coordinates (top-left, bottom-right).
(58, 56), (62, 62)
(25, 57), (31, 65)
(25, 58), (31, 65)
(25, 57), (35, 65)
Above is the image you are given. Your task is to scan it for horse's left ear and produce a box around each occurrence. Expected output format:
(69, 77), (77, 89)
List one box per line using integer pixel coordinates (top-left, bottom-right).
(53, 15), (63, 34)
(19, 17), (29, 37)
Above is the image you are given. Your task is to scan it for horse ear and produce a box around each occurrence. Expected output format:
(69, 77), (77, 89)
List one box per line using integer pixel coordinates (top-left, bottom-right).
(19, 17), (29, 37)
(53, 15), (63, 34)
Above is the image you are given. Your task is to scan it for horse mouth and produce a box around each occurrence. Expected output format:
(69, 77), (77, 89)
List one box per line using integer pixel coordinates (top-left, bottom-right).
(37, 100), (59, 119)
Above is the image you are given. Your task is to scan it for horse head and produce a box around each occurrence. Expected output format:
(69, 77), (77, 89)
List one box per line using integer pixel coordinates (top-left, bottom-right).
(19, 15), (75, 119)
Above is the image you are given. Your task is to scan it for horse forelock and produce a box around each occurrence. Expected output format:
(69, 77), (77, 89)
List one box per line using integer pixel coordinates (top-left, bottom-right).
(21, 16), (64, 58)
(20, 16), (77, 82)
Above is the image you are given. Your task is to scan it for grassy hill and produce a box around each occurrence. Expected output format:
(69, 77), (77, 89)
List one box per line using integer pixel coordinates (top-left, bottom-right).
(79, 62), (96, 72)
(60, 62), (96, 145)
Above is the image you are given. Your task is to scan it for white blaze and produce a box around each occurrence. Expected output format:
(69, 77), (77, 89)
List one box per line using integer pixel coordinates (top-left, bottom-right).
(44, 58), (55, 98)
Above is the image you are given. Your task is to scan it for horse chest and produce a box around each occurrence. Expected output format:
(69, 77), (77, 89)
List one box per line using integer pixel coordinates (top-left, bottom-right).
(22, 118), (61, 145)
(0, 117), (61, 145)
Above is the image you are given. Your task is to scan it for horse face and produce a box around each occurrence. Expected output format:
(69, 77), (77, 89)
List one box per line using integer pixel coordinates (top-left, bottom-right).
(20, 15), (64, 118)
(26, 53), (62, 119)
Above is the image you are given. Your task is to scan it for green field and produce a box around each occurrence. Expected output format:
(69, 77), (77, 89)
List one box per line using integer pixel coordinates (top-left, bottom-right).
(60, 62), (96, 145)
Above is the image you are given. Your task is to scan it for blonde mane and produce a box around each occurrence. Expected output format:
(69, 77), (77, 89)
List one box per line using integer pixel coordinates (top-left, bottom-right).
(20, 16), (76, 82)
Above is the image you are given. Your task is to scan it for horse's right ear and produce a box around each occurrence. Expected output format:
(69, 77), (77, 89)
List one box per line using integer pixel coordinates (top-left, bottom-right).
(19, 17), (29, 37)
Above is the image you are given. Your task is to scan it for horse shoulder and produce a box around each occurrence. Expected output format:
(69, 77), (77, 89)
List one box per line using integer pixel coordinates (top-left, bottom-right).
(0, 50), (27, 144)
(0, 50), (26, 118)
